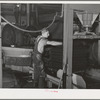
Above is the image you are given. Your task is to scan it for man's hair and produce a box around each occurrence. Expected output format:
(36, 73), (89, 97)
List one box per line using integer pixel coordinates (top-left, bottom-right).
(41, 28), (48, 34)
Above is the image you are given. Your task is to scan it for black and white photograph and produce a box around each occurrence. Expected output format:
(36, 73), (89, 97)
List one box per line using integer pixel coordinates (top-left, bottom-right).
(1, 3), (100, 89)
(1, 1), (100, 99)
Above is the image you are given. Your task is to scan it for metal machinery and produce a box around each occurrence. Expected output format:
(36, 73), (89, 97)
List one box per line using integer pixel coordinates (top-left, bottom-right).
(1, 4), (100, 88)
(63, 4), (100, 88)
(0, 4), (35, 88)
(2, 47), (33, 87)
(1, 4), (63, 88)
(44, 5), (100, 89)
(75, 11), (98, 35)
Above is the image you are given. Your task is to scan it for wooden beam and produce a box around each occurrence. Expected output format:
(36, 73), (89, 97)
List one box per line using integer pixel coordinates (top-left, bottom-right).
(70, 4), (100, 13)
(63, 4), (73, 88)
(46, 75), (62, 88)
(63, 4), (68, 88)
(67, 7), (73, 88)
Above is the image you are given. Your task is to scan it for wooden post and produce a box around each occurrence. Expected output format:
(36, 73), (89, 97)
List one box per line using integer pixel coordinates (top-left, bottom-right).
(63, 4), (68, 88)
(67, 8), (73, 88)
(63, 4), (73, 88)
(47, 81), (52, 88)
(0, 3), (2, 88)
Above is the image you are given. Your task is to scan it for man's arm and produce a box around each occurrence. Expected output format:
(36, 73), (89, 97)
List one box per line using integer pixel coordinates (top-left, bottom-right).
(47, 41), (62, 46)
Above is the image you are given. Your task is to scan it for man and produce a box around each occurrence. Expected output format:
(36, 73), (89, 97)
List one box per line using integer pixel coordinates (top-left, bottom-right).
(32, 28), (62, 88)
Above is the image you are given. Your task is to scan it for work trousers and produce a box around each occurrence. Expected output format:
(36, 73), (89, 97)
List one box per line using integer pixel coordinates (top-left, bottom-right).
(32, 52), (45, 88)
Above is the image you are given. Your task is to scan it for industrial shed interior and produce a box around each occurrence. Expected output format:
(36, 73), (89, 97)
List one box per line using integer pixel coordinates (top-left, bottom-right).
(1, 3), (100, 89)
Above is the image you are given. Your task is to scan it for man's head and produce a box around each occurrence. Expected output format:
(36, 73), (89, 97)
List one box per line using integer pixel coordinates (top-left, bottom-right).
(41, 28), (49, 38)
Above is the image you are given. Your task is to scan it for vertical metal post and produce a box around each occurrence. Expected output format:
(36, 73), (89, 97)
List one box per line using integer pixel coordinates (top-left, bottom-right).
(0, 3), (2, 88)
(63, 4), (73, 88)
(19, 4), (21, 26)
(98, 14), (100, 65)
(27, 4), (30, 26)
(31, 4), (37, 26)
(35, 5), (39, 25)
